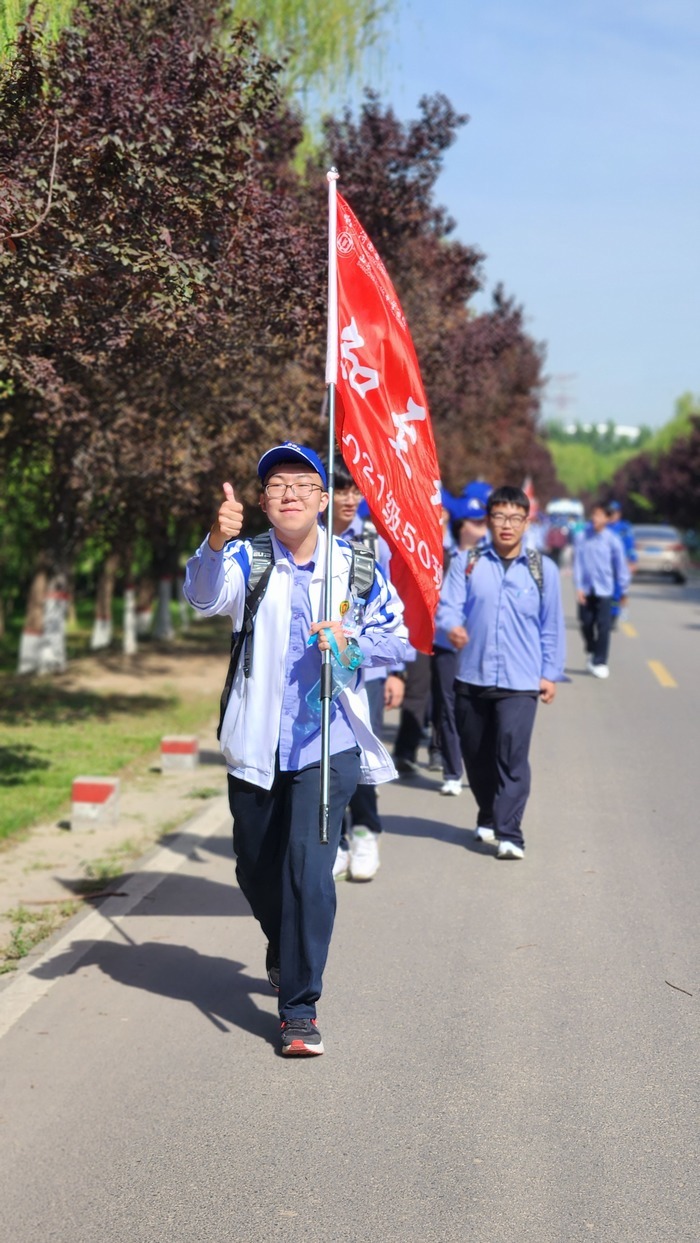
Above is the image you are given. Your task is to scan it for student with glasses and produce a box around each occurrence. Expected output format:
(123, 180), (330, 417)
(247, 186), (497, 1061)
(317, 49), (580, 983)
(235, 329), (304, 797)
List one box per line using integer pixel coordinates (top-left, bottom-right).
(435, 485), (566, 860)
(184, 442), (407, 1055)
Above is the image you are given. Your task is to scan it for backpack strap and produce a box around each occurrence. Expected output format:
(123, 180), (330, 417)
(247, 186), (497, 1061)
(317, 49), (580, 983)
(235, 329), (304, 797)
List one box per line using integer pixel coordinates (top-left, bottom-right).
(216, 533), (274, 740)
(466, 544), (544, 598)
(526, 548), (544, 598)
(359, 517), (379, 558)
(348, 539), (375, 600)
(465, 547), (482, 578)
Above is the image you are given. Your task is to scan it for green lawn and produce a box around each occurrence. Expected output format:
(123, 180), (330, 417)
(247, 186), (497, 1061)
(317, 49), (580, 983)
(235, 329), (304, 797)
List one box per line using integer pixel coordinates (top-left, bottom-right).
(0, 614), (230, 843)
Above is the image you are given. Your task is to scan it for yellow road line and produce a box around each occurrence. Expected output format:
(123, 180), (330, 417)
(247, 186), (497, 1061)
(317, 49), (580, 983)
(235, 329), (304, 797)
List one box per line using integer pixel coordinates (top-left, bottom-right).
(621, 621), (637, 637)
(648, 660), (678, 688)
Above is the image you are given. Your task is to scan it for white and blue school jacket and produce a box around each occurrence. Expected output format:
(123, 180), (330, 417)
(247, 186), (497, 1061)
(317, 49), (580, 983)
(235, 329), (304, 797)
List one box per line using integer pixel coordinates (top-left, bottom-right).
(184, 526), (408, 790)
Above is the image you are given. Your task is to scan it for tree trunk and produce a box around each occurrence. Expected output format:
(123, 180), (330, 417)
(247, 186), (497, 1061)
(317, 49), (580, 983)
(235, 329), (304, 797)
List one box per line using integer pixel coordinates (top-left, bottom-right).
(135, 577), (154, 637)
(123, 584), (138, 655)
(90, 552), (119, 650)
(17, 562), (49, 674)
(153, 575), (175, 641)
(40, 571), (69, 673)
(177, 575), (191, 633)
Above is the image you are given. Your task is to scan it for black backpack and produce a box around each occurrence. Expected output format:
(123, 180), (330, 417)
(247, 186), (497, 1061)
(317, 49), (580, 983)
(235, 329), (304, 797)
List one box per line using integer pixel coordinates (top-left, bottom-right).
(217, 532), (375, 739)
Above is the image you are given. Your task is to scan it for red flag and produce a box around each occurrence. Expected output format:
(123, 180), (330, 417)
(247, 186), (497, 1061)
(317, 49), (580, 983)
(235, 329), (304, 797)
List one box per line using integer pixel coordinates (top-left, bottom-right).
(327, 188), (443, 653)
(522, 475), (539, 519)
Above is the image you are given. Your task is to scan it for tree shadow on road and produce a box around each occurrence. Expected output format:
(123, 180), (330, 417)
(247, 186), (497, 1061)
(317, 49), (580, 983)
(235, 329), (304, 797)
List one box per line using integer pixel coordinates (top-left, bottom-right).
(31, 938), (280, 1047)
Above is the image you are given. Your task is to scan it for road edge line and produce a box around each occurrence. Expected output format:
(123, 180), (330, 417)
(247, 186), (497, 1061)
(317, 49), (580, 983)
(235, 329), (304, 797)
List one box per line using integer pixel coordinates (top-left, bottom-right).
(0, 795), (230, 1041)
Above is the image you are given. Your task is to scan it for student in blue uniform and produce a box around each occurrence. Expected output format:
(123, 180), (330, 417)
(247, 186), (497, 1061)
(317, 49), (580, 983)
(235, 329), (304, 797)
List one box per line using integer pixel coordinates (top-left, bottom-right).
(436, 485), (566, 860)
(573, 502), (630, 678)
(184, 442), (407, 1056)
(327, 458), (405, 882)
(606, 500), (636, 627)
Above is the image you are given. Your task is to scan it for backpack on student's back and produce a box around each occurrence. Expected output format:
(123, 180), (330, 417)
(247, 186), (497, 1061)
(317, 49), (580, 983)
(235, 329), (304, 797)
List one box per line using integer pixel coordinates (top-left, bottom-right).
(465, 545), (545, 598)
(217, 532), (375, 739)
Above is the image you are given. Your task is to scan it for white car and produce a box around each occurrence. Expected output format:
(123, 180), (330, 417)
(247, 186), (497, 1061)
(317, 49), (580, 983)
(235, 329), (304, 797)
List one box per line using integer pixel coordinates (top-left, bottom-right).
(632, 525), (690, 584)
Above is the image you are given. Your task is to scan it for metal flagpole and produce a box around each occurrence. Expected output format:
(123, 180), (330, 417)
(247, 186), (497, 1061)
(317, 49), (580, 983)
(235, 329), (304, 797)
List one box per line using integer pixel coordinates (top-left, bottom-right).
(319, 167), (340, 845)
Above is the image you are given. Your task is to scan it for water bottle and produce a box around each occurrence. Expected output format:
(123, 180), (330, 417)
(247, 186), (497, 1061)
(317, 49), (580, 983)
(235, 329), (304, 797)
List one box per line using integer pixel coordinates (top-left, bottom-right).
(303, 630), (364, 724)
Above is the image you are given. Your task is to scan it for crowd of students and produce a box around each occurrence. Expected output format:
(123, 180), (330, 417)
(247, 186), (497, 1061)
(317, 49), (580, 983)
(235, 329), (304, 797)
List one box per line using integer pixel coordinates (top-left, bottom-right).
(184, 442), (634, 1056)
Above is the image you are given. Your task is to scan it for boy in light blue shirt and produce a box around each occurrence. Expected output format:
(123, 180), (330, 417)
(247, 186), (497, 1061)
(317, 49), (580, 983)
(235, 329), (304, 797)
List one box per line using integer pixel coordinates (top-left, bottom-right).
(573, 502), (630, 678)
(436, 485), (565, 859)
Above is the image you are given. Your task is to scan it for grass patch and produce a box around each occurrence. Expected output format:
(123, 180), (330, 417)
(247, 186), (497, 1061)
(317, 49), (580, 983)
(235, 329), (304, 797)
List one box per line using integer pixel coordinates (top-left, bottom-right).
(1, 901), (81, 973)
(0, 619), (230, 844)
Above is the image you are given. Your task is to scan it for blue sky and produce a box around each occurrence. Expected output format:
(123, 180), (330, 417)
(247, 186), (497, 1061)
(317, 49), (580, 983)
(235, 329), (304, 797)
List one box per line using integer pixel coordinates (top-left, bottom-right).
(347, 0), (700, 428)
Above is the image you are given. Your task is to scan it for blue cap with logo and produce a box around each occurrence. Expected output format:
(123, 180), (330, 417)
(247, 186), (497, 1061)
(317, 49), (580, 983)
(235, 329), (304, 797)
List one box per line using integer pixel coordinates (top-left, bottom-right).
(257, 442), (328, 489)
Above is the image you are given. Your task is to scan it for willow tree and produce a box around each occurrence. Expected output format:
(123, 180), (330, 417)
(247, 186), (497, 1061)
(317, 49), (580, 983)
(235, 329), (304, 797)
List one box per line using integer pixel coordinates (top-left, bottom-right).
(0, 0), (73, 50)
(1, 0), (395, 107)
(230, 0), (392, 101)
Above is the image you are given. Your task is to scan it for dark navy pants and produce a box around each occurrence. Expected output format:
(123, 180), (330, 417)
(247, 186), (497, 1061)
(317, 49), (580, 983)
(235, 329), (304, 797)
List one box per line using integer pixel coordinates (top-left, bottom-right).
(578, 594), (612, 665)
(430, 645), (463, 782)
(347, 677), (384, 835)
(455, 687), (538, 848)
(228, 747), (360, 1021)
(394, 651), (431, 761)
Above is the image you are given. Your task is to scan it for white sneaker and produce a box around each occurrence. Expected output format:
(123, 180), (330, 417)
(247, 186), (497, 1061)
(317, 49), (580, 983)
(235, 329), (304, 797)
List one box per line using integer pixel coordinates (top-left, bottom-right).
(332, 845), (350, 880)
(589, 663), (609, 679)
(586, 656), (595, 674)
(348, 827), (380, 881)
(497, 841), (525, 860)
(440, 778), (462, 796)
(475, 826), (496, 844)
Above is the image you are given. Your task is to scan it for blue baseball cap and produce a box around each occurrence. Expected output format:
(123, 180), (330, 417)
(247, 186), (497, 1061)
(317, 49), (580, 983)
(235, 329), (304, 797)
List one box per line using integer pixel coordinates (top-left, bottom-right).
(452, 480), (492, 522)
(257, 442), (328, 489)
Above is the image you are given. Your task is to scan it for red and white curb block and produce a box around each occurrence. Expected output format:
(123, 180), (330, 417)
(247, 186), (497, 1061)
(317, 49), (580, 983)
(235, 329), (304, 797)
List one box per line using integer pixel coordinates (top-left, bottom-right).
(71, 777), (120, 829)
(161, 736), (199, 771)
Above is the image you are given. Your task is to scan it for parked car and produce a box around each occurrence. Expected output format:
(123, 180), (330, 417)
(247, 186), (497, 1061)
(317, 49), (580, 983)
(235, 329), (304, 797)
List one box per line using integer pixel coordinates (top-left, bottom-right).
(631, 524), (690, 583)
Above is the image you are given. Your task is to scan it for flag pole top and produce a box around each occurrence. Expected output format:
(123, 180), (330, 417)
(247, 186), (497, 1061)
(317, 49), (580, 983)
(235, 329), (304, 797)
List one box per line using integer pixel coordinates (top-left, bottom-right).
(327, 167), (339, 183)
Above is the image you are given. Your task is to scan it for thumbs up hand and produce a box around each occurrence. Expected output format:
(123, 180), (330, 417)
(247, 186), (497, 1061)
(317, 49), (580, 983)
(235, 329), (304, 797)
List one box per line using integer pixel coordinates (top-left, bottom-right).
(209, 482), (244, 551)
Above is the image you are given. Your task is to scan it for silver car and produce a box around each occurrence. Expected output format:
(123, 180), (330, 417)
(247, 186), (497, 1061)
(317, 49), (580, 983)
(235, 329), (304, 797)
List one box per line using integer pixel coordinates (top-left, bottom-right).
(632, 524), (690, 584)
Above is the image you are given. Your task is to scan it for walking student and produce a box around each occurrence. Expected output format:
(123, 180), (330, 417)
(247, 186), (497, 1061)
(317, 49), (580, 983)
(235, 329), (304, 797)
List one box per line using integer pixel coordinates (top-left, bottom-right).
(328, 458), (405, 882)
(573, 501), (630, 678)
(431, 480), (492, 796)
(184, 442), (407, 1056)
(436, 485), (566, 860)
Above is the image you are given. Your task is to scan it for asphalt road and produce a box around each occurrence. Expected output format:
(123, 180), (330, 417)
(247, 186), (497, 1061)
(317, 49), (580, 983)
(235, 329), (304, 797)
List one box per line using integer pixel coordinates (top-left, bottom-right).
(1, 571), (698, 1243)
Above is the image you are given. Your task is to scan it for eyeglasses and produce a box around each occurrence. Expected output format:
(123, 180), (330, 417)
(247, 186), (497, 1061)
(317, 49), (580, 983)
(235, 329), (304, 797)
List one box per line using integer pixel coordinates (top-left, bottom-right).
(490, 512), (527, 528)
(264, 481), (323, 500)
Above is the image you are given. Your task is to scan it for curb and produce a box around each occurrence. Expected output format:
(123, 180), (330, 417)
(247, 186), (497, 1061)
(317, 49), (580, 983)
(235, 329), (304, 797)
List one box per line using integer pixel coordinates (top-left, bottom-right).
(0, 795), (230, 1041)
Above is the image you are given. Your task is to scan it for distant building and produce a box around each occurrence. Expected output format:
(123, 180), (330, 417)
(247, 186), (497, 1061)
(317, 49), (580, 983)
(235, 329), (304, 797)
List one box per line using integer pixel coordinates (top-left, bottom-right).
(562, 422), (641, 442)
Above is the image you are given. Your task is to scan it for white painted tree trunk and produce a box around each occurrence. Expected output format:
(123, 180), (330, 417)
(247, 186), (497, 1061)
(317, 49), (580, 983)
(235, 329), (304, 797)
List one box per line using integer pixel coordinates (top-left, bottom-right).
(18, 631), (43, 674)
(90, 553), (118, 650)
(177, 575), (191, 633)
(123, 586), (138, 655)
(18, 575), (69, 674)
(90, 617), (113, 650)
(153, 576), (174, 640)
(39, 584), (68, 672)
